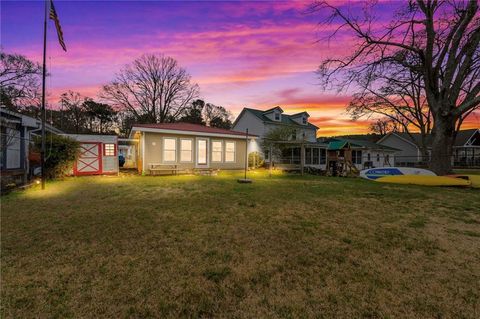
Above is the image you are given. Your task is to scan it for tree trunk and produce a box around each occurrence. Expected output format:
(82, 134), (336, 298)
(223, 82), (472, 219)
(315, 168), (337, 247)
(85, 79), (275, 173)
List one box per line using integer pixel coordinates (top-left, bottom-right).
(429, 114), (455, 175)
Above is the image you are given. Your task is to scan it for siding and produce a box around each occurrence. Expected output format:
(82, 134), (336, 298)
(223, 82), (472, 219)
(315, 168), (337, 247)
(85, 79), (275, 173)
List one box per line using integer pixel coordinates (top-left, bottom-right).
(6, 128), (21, 169)
(232, 111), (265, 137)
(378, 135), (419, 164)
(142, 132), (247, 172)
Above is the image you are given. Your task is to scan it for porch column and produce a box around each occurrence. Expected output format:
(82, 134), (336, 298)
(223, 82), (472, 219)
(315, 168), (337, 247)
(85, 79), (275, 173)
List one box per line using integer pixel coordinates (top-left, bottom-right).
(300, 143), (305, 175)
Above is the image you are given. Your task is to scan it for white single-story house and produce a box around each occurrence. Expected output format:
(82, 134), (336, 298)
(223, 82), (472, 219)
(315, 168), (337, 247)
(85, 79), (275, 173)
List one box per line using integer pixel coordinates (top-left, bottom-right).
(128, 123), (257, 174)
(377, 129), (480, 167)
(63, 134), (119, 176)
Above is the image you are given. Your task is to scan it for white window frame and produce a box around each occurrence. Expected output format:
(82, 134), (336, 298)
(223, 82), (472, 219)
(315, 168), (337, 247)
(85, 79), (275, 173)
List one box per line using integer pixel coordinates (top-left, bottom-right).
(225, 141), (236, 163)
(162, 137), (177, 163)
(179, 138), (193, 163)
(211, 140), (223, 162)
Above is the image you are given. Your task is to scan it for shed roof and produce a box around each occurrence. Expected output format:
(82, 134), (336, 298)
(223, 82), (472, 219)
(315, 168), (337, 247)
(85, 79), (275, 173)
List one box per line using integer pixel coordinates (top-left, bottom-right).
(325, 137), (399, 151)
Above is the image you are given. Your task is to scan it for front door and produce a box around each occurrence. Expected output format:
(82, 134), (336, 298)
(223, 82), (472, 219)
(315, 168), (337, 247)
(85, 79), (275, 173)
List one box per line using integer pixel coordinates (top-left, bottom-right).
(74, 142), (102, 175)
(196, 138), (209, 168)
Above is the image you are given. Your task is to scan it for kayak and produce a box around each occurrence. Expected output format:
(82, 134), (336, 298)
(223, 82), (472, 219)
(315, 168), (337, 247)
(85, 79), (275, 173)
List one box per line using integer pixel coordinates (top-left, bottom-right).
(447, 175), (480, 188)
(375, 175), (471, 187)
(360, 167), (436, 180)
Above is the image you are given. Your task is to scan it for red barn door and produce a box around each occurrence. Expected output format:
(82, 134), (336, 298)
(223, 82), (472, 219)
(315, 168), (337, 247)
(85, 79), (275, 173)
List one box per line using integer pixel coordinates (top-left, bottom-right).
(74, 142), (102, 175)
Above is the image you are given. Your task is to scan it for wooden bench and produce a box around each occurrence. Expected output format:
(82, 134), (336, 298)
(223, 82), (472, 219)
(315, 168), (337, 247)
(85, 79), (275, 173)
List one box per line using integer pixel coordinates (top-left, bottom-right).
(149, 164), (182, 176)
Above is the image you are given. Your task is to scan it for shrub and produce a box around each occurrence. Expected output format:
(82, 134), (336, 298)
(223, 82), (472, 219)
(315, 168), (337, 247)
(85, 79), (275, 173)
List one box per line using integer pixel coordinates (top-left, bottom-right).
(34, 134), (80, 179)
(248, 152), (264, 168)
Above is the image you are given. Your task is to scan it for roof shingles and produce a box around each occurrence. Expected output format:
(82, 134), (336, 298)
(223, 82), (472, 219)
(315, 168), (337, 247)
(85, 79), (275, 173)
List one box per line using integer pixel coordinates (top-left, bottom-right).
(133, 123), (254, 137)
(243, 108), (318, 129)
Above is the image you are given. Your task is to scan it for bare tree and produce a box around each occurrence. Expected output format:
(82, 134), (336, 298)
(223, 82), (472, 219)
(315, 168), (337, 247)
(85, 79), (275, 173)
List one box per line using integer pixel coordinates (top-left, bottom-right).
(60, 91), (86, 134)
(311, 0), (480, 174)
(203, 103), (233, 128)
(369, 118), (400, 136)
(0, 52), (42, 110)
(349, 67), (433, 159)
(101, 54), (199, 123)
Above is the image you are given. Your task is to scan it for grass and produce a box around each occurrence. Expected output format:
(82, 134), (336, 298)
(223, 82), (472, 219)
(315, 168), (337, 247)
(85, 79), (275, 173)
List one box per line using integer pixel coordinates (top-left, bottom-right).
(2, 170), (480, 318)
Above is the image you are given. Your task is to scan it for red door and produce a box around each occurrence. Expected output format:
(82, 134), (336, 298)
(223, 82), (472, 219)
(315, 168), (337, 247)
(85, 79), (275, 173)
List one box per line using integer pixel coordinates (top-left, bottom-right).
(74, 142), (102, 175)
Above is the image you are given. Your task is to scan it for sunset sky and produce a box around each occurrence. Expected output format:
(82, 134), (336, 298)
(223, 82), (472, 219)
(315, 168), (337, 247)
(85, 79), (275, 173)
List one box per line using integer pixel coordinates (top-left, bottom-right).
(2, 0), (479, 136)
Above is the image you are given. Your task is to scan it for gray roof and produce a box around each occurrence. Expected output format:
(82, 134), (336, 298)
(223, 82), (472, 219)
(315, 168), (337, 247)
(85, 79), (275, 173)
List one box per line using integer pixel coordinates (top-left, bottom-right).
(240, 107), (318, 130)
(390, 129), (479, 147)
(321, 137), (399, 151)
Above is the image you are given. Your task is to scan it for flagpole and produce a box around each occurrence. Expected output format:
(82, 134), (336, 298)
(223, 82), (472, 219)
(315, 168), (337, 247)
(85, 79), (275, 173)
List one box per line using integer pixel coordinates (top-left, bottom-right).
(41, 0), (48, 190)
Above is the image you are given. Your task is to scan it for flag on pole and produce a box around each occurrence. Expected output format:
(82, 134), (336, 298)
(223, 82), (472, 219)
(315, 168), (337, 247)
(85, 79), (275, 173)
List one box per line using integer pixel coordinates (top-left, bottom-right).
(49, 0), (66, 51)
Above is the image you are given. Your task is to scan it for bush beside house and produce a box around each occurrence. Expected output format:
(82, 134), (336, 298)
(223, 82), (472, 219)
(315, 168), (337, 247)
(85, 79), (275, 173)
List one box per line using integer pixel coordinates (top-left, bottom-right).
(34, 134), (80, 179)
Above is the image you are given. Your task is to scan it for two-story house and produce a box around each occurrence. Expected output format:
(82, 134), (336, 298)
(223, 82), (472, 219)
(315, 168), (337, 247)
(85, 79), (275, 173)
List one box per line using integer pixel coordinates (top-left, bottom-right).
(232, 106), (327, 169)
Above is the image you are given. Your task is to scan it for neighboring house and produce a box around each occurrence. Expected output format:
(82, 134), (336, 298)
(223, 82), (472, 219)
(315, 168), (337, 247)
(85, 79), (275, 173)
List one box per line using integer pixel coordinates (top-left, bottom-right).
(378, 129), (480, 167)
(322, 137), (398, 171)
(63, 134), (119, 176)
(1, 107), (62, 186)
(452, 129), (480, 166)
(232, 106), (327, 169)
(233, 106), (318, 143)
(128, 123), (256, 174)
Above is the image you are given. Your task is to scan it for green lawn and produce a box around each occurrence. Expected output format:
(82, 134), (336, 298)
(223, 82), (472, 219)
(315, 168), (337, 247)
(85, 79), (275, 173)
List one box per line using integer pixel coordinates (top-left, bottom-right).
(2, 171), (480, 318)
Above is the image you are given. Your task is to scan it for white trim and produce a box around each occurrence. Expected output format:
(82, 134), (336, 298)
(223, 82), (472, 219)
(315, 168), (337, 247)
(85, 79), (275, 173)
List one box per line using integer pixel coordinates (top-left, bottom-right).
(179, 138), (194, 163)
(196, 137), (209, 168)
(162, 137), (177, 163)
(224, 140), (236, 163)
(464, 129), (480, 146)
(211, 140), (223, 163)
(131, 126), (255, 140)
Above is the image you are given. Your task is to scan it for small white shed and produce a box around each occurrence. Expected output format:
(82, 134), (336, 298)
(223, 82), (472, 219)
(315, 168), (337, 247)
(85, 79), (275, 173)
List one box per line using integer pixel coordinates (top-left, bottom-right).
(63, 134), (119, 176)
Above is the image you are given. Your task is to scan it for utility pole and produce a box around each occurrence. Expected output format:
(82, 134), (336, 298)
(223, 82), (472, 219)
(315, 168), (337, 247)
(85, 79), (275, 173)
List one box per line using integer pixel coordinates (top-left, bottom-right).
(40, 0), (48, 190)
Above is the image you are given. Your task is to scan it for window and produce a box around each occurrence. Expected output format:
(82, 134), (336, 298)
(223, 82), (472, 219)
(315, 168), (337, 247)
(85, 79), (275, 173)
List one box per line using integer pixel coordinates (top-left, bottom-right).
(212, 141), (223, 162)
(305, 147), (312, 165)
(367, 153), (371, 161)
(104, 143), (116, 156)
(376, 153), (380, 162)
(180, 139), (192, 162)
(302, 117), (307, 125)
(274, 112), (280, 121)
(352, 150), (362, 165)
(225, 141), (235, 162)
(163, 138), (176, 162)
(313, 148), (319, 165)
(320, 149), (326, 164)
